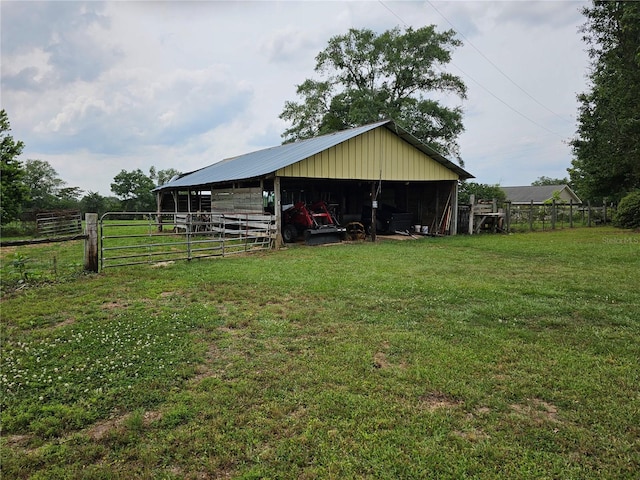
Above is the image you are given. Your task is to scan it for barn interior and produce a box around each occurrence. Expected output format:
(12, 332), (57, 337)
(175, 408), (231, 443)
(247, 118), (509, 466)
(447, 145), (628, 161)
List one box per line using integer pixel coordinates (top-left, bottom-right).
(158, 176), (458, 236)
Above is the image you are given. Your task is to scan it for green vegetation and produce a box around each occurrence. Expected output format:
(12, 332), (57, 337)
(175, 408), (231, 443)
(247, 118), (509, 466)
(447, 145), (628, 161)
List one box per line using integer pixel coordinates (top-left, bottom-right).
(280, 26), (466, 162)
(614, 190), (640, 229)
(570, 1), (640, 202)
(1, 228), (639, 478)
(1, 109), (28, 226)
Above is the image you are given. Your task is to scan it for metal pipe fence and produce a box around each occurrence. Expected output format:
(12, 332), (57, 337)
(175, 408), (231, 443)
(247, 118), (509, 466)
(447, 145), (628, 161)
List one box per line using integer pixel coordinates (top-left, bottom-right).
(100, 212), (276, 270)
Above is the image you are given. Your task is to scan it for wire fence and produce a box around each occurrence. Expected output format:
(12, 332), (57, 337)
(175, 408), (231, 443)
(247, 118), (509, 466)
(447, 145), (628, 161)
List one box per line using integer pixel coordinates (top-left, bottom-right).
(506, 201), (613, 232)
(462, 200), (615, 234)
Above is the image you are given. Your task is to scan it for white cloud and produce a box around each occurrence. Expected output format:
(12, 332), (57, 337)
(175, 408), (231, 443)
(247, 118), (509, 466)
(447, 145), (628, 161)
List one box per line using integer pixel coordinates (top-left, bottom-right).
(1, 0), (589, 195)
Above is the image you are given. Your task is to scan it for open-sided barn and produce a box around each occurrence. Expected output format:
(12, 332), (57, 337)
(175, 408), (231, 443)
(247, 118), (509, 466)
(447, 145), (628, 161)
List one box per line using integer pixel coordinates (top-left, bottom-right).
(154, 120), (474, 244)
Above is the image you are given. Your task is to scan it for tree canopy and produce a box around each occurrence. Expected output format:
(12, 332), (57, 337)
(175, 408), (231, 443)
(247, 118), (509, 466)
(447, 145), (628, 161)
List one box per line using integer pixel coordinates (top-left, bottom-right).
(0, 110), (28, 225)
(110, 169), (157, 212)
(458, 182), (506, 205)
(569, 1), (640, 202)
(280, 26), (467, 163)
(149, 167), (182, 187)
(531, 176), (570, 187)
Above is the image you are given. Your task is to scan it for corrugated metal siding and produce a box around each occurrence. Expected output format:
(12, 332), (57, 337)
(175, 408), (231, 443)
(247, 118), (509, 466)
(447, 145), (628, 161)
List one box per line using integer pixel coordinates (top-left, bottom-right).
(276, 127), (458, 181)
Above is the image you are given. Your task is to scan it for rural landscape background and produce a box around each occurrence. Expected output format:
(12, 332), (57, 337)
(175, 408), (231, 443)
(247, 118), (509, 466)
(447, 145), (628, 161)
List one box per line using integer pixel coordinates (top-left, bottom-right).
(2, 1), (639, 477)
(1, 227), (639, 478)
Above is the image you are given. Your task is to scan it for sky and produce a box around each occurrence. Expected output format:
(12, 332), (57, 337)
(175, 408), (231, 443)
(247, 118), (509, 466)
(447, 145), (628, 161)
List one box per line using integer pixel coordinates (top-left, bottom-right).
(1, 0), (590, 197)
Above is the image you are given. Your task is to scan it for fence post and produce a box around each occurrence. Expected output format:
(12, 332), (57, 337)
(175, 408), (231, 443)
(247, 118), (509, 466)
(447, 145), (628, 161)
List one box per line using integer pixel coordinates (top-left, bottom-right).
(529, 200), (534, 231)
(468, 194), (475, 234)
(569, 199), (574, 228)
(84, 213), (99, 272)
(551, 199), (557, 230)
(587, 201), (592, 227)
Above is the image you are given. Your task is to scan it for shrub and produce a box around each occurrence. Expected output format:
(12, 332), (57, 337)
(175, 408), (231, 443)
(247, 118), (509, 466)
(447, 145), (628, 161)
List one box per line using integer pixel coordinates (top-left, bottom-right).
(613, 190), (640, 228)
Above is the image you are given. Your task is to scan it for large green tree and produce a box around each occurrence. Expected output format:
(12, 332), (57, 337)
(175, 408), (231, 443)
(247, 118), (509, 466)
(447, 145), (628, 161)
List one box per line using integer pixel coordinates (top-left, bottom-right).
(110, 169), (156, 212)
(569, 1), (640, 202)
(0, 110), (28, 225)
(23, 159), (65, 210)
(458, 182), (506, 205)
(280, 26), (467, 163)
(149, 167), (182, 187)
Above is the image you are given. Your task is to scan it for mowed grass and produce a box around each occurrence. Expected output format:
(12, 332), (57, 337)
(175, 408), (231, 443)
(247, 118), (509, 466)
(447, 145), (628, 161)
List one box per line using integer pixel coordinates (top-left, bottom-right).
(1, 227), (639, 479)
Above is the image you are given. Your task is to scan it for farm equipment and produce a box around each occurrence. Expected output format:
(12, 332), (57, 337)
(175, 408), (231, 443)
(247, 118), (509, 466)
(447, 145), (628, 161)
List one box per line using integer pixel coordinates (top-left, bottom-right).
(361, 203), (414, 235)
(282, 201), (346, 245)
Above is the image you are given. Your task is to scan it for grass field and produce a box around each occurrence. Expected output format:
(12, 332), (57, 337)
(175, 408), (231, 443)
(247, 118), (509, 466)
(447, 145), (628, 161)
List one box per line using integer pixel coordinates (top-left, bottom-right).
(1, 227), (639, 479)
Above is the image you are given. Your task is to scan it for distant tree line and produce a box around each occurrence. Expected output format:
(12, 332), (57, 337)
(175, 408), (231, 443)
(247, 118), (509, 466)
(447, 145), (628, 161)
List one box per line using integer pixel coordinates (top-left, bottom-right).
(0, 109), (180, 226)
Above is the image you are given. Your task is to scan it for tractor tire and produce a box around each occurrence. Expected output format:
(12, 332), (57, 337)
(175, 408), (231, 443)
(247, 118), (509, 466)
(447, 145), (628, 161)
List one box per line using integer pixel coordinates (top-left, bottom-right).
(282, 224), (298, 243)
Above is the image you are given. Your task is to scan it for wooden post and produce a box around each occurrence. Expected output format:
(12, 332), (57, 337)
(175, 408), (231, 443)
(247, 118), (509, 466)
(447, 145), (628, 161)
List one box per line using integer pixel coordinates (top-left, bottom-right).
(505, 201), (511, 233)
(569, 199), (574, 228)
(156, 191), (163, 232)
(551, 199), (557, 230)
(274, 176), (282, 247)
(370, 182), (377, 242)
(450, 182), (458, 235)
(468, 194), (475, 235)
(587, 200), (592, 227)
(603, 197), (607, 224)
(84, 213), (99, 272)
(529, 200), (534, 231)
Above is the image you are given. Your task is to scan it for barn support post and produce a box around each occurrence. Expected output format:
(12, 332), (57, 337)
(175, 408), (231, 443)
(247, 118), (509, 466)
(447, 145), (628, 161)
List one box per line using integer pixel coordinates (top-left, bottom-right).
(274, 176), (282, 247)
(84, 213), (99, 273)
(156, 191), (163, 232)
(370, 182), (377, 242)
(450, 181), (458, 235)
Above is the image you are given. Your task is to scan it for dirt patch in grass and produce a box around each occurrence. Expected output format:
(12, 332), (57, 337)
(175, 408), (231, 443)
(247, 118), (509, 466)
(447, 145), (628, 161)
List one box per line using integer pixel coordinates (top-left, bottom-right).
(87, 409), (163, 440)
(87, 417), (124, 441)
(143, 410), (163, 424)
(510, 398), (561, 424)
(190, 343), (222, 383)
(452, 428), (489, 442)
(101, 301), (127, 310)
(419, 391), (463, 411)
(4, 434), (33, 448)
(151, 261), (175, 268)
(373, 351), (391, 369)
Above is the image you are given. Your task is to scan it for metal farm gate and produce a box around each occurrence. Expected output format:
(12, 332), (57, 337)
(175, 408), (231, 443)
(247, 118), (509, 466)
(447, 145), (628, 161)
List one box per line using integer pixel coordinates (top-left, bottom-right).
(100, 212), (276, 269)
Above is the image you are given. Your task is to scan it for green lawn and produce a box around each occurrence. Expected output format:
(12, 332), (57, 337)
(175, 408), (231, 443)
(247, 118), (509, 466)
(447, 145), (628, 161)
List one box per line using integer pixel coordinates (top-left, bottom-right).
(1, 227), (639, 479)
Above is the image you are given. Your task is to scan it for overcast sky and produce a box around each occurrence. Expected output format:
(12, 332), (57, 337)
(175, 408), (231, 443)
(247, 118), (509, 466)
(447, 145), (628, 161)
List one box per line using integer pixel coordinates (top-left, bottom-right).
(1, 0), (589, 196)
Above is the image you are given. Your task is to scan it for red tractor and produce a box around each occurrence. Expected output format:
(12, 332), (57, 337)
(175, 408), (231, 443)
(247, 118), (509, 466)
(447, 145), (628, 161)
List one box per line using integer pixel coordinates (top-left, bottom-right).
(282, 201), (346, 245)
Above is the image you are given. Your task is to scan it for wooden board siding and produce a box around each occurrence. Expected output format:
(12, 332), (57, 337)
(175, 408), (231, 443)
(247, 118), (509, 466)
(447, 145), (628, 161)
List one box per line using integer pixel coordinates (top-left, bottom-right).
(211, 187), (263, 213)
(276, 127), (459, 182)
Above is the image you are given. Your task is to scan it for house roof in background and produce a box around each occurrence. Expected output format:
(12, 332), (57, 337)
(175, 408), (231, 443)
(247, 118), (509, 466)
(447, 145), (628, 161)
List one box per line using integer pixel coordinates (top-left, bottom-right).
(154, 120), (473, 191)
(501, 185), (582, 204)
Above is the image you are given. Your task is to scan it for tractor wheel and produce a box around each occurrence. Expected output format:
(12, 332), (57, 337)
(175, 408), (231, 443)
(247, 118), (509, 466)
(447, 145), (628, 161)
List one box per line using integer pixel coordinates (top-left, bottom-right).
(282, 224), (298, 243)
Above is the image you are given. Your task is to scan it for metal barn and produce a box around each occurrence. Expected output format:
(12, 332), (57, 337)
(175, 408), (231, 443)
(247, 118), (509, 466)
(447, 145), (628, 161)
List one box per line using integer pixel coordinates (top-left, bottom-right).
(154, 120), (474, 245)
